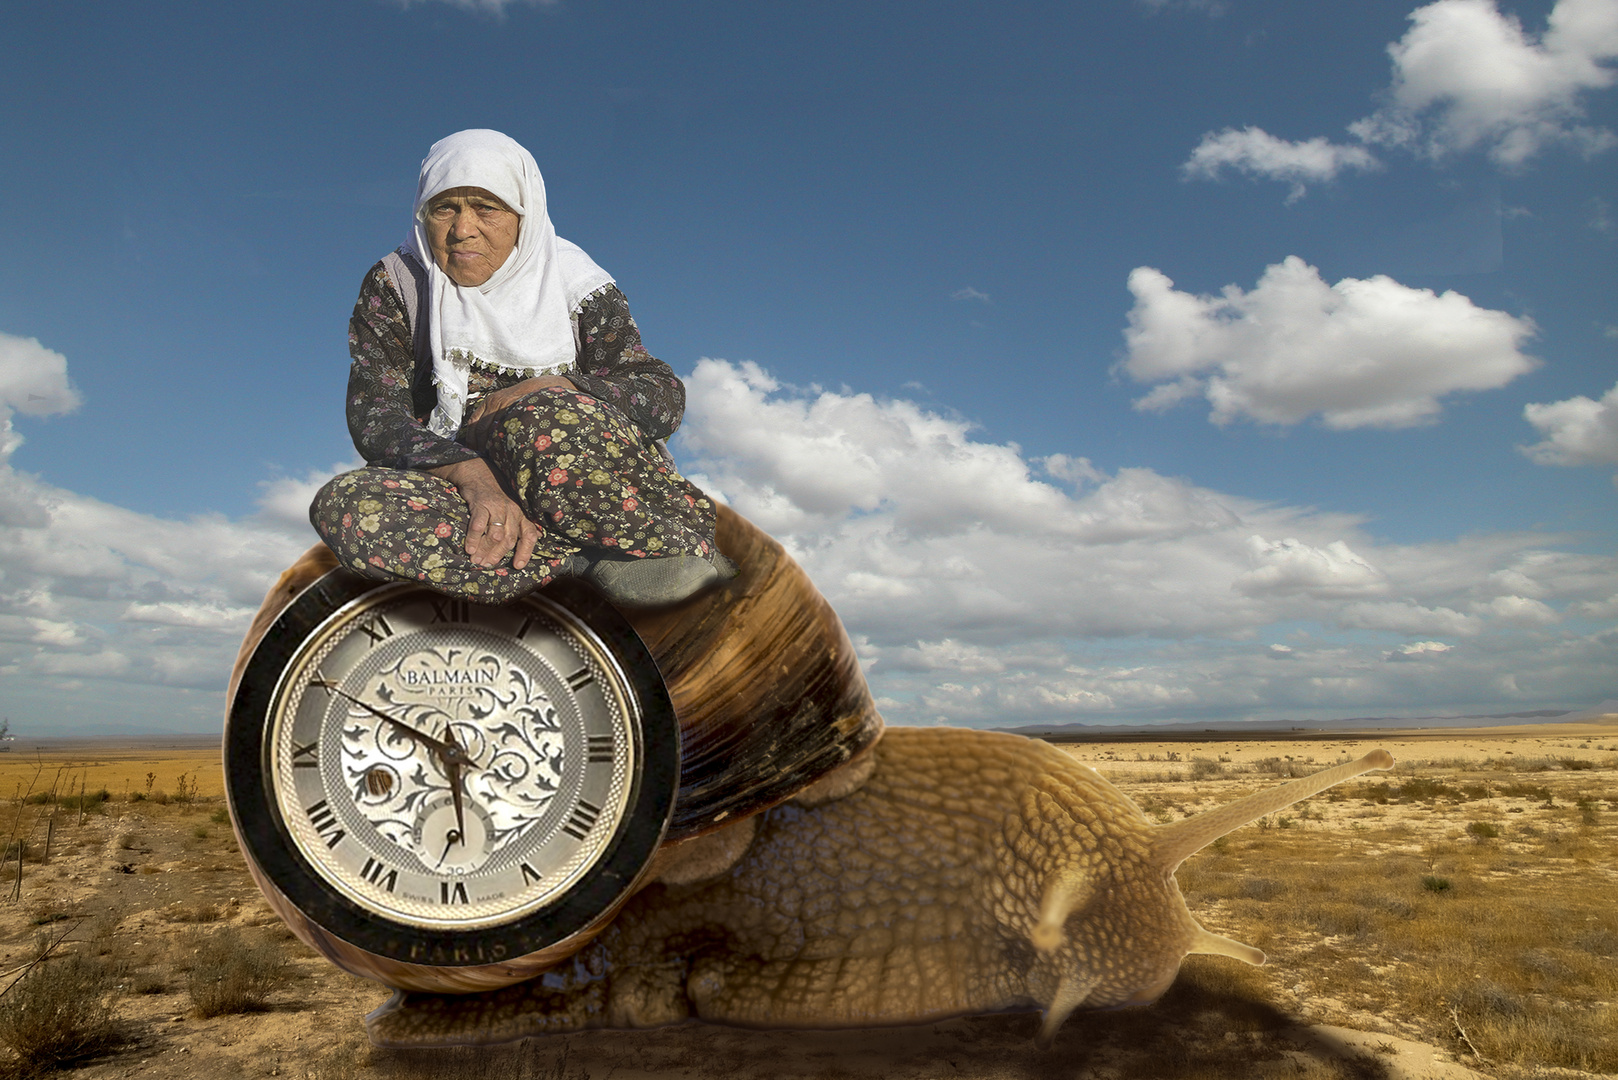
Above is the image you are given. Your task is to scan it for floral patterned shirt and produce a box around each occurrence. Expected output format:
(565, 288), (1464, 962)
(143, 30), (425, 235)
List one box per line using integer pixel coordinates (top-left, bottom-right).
(345, 260), (686, 471)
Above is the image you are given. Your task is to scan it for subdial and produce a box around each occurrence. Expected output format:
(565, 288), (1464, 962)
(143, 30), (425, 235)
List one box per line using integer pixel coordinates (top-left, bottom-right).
(411, 794), (496, 874)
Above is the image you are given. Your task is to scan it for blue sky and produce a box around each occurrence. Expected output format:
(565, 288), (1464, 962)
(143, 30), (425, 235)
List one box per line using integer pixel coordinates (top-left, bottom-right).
(1, 0), (1615, 734)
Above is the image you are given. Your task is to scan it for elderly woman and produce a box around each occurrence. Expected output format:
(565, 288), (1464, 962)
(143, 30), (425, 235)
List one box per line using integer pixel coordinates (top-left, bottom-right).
(311, 129), (730, 607)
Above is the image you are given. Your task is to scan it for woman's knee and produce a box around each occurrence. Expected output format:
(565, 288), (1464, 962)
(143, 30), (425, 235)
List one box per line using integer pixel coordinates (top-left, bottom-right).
(309, 470), (362, 539)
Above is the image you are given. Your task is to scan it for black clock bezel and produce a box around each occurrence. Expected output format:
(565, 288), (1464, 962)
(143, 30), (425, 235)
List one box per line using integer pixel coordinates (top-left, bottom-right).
(225, 569), (679, 968)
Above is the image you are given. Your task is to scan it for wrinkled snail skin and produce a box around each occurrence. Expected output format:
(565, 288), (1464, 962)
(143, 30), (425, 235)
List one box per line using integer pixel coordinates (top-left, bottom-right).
(366, 729), (1394, 1047)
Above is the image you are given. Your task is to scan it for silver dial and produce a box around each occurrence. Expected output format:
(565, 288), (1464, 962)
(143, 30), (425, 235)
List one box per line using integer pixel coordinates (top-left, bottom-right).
(266, 587), (636, 930)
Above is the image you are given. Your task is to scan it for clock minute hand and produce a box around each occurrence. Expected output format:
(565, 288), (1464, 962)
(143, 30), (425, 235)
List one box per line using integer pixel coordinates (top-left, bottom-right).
(310, 679), (453, 757)
(312, 679), (475, 843)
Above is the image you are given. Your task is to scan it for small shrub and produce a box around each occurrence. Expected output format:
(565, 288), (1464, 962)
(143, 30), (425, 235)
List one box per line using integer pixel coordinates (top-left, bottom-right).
(1421, 875), (1452, 893)
(1467, 821), (1500, 840)
(192, 826), (209, 840)
(186, 929), (287, 1016)
(1399, 776), (1457, 802)
(1378, 897), (1416, 920)
(209, 808), (229, 825)
(168, 902), (221, 924)
(1189, 757), (1223, 779)
(0, 955), (119, 1070)
(1559, 758), (1596, 771)
(1451, 979), (1525, 1018)
(129, 970), (167, 995)
(1239, 877), (1284, 901)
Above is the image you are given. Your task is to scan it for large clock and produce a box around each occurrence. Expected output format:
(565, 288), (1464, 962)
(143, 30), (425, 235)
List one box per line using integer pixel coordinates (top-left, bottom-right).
(225, 567), (678, 990)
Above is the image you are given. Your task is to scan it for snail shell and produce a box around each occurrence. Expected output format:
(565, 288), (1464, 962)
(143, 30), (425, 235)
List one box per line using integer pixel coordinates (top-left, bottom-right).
(226, 505), (883, 992)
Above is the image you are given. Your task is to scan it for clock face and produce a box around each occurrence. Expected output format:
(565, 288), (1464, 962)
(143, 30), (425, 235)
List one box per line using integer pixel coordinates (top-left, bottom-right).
(228, 572), (677, 965)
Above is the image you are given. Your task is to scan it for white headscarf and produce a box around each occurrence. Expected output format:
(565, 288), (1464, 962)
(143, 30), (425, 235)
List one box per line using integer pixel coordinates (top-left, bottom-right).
(400, 129), (614, 437)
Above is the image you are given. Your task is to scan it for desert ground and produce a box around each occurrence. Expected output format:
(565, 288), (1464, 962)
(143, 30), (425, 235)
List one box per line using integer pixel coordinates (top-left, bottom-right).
(0, 722), (1613, 1080)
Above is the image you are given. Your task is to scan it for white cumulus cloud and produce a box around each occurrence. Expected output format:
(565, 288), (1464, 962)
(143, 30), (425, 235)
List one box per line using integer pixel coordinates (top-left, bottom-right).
(1183, 0), (1618, 196)
(0, 333), (82, 456)
(1521, 380), (1618, 466)
(1386, 640), (1455, 661)
(1181, 127), (1381, 201)
(0, 333), (329, 730)
(672, 360), (1618, 727)
(1355, 0), (1618, 164)
(1235, 537), (1387, 599)
(1120, 258), (1538, 428)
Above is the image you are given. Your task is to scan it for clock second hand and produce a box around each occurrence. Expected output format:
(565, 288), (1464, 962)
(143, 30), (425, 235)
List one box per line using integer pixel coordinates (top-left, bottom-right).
(435, 828), (462, 868)
(311, 678), (473, 853)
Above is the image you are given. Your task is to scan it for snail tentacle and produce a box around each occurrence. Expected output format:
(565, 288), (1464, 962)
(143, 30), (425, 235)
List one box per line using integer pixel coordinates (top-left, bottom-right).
(1148, 749), (1394, 871)
(1038, 971), (1100, 1046)
(1188, 927), (1265, 966)
(1031, 867), (1093, 952)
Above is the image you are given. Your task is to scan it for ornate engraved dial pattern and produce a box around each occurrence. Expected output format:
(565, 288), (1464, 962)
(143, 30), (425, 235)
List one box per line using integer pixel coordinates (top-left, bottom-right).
(267, 589), (635, 931)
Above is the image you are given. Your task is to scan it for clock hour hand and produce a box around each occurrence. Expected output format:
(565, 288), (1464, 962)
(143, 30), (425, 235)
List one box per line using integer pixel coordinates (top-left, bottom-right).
(444, 753), (468, 850)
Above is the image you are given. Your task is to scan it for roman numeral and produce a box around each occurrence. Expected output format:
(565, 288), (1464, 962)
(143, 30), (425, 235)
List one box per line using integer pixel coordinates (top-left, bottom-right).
(430, 598), (472, 624)
(519, 862), (542, 886)
(515, 616), (534, 640)
(291, 741), (318, 768)
(566, 667), (594, 692)
(586, 735), (614, 764)
(360, 616), (393, 645)
(305, 799), (346, 849)
(440, 879), (469, 904)
(562, 799), (602, 841)
(310, 671), (337, 693)
(360, 857), (398, 892)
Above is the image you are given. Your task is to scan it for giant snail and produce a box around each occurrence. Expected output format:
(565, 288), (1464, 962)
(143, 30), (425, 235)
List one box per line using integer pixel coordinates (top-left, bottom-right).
(226, 505), (1393, 1047)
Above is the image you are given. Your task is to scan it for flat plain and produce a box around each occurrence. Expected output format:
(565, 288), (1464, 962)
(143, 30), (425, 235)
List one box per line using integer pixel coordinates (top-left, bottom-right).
(0, 722), (1613, 1080)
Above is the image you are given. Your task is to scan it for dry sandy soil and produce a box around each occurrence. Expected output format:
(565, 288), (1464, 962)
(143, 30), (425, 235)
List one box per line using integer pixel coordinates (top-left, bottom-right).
(0, 723), (1614, 1080)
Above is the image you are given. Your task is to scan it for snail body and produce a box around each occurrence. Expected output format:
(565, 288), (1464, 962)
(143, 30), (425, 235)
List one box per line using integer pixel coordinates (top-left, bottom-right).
(367, 729), (1393, 1047)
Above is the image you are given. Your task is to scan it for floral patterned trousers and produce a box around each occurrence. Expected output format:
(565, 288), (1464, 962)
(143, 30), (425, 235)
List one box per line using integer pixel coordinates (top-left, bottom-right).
(310, 388), (718, 604)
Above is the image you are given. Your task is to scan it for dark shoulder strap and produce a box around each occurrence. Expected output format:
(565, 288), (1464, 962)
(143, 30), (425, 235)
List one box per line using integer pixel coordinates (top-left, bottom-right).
(381, 249), (437, 422)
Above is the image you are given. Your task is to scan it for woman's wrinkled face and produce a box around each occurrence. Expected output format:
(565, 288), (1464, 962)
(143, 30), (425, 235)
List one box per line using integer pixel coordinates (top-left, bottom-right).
(424, 186), (521, 287)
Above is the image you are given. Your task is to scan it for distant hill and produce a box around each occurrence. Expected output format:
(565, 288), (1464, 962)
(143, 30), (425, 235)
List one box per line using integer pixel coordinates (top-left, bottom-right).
(996, 701), (1618, 740)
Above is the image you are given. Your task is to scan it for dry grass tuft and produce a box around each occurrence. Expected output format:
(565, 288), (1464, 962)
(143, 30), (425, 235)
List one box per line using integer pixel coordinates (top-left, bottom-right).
(0, 955), (120, 1074)
(167, 901), (221, 923)
(185, 927), (287, 1017)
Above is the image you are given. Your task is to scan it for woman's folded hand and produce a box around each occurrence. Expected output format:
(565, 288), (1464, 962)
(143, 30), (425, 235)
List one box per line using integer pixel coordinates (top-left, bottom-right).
(427, 457), (543, 570)
(465, 375), (577, 425)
